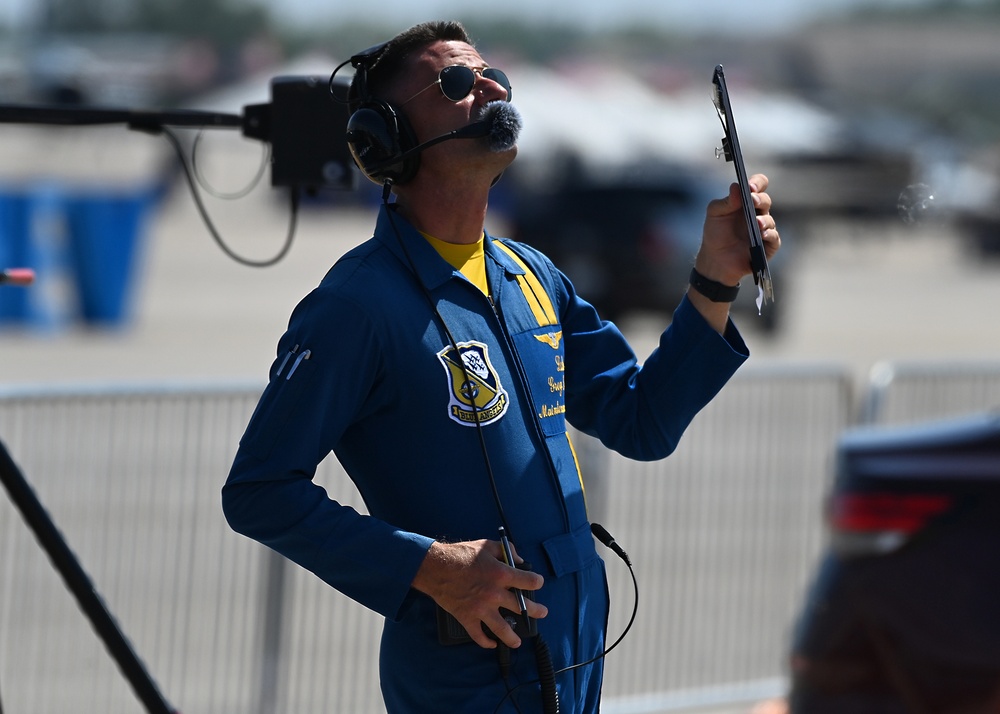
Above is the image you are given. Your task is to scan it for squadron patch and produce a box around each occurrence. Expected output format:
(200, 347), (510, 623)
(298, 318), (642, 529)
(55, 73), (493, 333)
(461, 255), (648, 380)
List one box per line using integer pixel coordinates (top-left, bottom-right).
(437, 341), (509, 426)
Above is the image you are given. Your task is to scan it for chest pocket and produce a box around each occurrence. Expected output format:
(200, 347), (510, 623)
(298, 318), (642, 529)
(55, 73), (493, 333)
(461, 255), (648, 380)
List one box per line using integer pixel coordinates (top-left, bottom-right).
(493, 241), (566, 437)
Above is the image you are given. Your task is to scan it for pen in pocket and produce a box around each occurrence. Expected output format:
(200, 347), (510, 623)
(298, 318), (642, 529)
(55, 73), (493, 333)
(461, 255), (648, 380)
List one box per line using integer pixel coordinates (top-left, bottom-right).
(276, 344), (311, 379)
(285, 349), (311, 380)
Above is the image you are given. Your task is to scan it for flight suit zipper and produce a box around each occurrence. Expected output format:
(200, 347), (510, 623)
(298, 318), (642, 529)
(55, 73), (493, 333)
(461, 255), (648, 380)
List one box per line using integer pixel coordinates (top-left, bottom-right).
(485, 288), (572, 536)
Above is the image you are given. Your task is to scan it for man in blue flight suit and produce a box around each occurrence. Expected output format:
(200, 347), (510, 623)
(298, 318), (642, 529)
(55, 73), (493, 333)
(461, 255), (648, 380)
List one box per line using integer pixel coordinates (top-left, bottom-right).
(223, 20), (781, 713)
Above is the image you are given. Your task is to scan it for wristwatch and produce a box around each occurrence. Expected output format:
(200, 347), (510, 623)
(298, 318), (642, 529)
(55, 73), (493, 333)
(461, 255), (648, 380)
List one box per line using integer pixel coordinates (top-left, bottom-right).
(689, 267), (740, 303)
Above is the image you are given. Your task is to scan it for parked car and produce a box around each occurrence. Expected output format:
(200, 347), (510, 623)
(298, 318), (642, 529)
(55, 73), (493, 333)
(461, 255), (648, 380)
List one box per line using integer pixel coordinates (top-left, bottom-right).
(788, 411), (1000, 713)
(506, 163), (785, 331)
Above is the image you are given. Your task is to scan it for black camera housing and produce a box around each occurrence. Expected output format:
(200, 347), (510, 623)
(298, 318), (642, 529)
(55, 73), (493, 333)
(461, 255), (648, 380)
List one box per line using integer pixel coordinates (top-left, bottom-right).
(242, 75), (356, 192)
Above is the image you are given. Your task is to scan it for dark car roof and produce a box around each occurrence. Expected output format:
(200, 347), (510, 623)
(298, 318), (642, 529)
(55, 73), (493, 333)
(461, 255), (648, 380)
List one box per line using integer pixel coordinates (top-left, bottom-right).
(837, 410), (1000, 482)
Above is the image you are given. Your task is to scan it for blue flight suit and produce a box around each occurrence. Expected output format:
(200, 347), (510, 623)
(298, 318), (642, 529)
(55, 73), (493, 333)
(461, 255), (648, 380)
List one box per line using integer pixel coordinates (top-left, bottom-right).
(223, 204), (748, 712)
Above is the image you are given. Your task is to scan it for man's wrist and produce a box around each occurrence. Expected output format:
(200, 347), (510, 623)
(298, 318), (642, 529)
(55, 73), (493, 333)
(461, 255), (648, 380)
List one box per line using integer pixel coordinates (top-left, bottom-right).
(689, 267), (740, 303)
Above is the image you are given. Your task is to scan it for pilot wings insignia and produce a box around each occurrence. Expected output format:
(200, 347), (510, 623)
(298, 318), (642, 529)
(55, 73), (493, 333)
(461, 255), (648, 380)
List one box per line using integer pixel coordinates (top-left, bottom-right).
(534, 331), (563, 350)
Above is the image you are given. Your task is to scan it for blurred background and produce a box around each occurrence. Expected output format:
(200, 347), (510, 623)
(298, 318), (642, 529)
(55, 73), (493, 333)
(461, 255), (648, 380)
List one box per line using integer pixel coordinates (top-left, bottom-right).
(2, 1), (1000, 713)
(1, 0), (1000, 374)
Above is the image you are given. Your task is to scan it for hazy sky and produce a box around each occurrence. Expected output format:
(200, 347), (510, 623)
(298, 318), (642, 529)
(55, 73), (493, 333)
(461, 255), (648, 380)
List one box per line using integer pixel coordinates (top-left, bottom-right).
(0, 0), (936, 34)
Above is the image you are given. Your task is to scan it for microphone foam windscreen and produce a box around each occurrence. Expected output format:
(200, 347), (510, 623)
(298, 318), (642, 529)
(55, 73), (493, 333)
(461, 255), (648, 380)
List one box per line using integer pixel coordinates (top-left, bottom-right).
(479, 101), (523, 153)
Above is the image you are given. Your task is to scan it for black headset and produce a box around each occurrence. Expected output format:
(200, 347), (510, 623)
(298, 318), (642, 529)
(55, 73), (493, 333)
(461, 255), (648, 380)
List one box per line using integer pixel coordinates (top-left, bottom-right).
(341, 42), (421, 186)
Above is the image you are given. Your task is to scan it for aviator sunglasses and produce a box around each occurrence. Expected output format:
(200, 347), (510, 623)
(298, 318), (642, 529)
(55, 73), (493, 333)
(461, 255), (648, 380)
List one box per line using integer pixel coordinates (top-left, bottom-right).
(403, 65), (512, 105)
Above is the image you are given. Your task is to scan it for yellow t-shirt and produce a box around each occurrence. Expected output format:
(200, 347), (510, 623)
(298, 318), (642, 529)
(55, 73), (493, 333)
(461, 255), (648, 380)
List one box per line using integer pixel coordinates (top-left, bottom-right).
(421, 231), (489, 296)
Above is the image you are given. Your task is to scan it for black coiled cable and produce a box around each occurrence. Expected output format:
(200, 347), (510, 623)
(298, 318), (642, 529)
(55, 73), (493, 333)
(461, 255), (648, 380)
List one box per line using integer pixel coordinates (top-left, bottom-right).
(535, 636), (560, 714)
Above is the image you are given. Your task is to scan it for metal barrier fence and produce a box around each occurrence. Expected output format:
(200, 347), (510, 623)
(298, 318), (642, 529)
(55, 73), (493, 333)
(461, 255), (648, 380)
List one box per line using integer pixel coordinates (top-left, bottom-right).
(861, 360), (1000, 426)
(0, 365), (860, 714)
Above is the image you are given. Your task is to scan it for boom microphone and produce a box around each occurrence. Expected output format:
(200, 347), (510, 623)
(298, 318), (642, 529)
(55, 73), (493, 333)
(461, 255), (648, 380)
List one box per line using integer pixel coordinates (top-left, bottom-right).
(479, 100), (522, 152)
(363, 100), (522, 176)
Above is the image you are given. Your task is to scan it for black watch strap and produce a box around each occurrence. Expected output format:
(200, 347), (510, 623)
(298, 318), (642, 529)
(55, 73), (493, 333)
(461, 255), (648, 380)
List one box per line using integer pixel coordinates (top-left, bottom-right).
(689, 267), (740, 303)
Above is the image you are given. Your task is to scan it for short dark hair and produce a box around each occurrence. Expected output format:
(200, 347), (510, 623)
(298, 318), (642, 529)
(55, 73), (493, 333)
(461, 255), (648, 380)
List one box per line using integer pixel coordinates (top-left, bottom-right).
(348, 21), (473, 109)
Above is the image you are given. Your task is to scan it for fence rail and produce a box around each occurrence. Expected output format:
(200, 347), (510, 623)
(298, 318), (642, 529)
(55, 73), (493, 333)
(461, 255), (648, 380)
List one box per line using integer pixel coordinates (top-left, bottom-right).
(2, 362), (998, 714)
(861, 360), (1000, 425)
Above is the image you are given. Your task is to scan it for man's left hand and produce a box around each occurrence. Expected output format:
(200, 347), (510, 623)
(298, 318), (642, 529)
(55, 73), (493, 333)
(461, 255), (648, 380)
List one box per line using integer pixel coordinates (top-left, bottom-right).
(688, 173), (780, 331)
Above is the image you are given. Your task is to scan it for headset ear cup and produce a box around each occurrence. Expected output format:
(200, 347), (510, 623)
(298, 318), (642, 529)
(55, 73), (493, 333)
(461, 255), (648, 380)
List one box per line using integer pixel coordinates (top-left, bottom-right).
(346, 100), (419, 185)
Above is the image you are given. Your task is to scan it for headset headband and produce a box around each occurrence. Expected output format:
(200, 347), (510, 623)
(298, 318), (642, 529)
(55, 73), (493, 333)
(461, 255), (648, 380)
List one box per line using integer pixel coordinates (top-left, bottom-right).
(350, 42), (389, 101)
